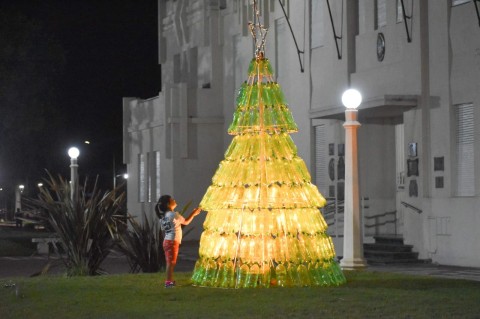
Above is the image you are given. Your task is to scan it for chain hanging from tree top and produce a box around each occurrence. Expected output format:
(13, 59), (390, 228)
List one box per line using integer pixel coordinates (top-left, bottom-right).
(248, 0), (268, 59)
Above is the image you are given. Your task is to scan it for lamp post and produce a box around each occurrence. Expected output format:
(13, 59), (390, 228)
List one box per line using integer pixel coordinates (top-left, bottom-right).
(113, 173), (128, 189)
(0, 188), (4, 220)
(15, 185), (24, 213)
(68, 147), (80, 201)
(340, 89), (367, 270)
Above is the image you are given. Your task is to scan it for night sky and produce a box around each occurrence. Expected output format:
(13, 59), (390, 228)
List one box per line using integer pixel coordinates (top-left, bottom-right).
(0, 0), (158, 203)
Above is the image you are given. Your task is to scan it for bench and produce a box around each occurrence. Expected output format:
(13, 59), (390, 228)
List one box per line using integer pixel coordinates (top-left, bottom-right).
(32, 238), (61, 254)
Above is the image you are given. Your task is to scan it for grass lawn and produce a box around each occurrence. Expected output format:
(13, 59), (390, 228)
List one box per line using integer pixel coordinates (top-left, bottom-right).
(1, 271), (479, 318)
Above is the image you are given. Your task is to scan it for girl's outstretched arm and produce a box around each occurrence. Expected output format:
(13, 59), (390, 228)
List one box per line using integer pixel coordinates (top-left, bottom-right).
(182, 207), (202, 225)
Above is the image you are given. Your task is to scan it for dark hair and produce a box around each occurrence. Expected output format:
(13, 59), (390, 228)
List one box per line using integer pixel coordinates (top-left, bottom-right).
(155, 194), (172, 219)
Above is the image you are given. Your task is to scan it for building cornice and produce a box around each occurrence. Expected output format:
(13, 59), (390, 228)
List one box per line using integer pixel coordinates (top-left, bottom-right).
(310, 95), (419, 120)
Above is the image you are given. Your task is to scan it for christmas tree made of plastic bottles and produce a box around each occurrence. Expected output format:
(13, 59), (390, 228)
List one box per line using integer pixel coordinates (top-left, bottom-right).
(191, 6), (345, 288)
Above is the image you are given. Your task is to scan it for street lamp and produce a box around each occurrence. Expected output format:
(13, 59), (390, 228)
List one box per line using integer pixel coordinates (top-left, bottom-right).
(15, 185), (25, 214)
(113, 173), (128, 189)
(0, 188), (4, 220)
(340, 89), (367, 270)
(68, 147), (80, 201)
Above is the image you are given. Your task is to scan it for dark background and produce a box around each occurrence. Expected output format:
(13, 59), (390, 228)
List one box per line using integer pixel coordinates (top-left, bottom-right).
(0, 0), (158, 209)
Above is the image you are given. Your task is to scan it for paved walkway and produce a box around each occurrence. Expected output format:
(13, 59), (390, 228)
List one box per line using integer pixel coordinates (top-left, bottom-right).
(367, 263), (480, 282)
(0, 241), (199, 278)
(1, 241), (480, 282)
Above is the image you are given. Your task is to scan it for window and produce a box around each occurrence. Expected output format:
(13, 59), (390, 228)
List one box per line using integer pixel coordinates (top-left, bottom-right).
(155, 151), (161, 200)
(375, 0), (387, 29)
(219, 0), (227, 10)
(315, 125), (328, 195)
(138, 154), (145, 202)
(455, 103), (475, 196)
(311, 0), (325, 49)
(395, 124), (405, 189)
(452, 0), (471, 6)
(396, 0), (403, 23)
(397, 0), (413, 24)
(147, 152), (152, 203)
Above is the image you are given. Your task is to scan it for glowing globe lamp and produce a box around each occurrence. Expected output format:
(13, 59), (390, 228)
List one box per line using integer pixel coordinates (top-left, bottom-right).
(341, 89), (362, 109)
(68, 147), (80, 159)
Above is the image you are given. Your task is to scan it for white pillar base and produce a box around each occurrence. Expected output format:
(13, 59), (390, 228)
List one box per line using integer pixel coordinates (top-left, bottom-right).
(340, 257), (368, 270)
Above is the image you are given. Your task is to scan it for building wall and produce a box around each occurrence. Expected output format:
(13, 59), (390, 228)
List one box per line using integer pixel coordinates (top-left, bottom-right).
(123, 0), (480, 266)
(123, 1), (225, 239)
(422, 1), (480, 267)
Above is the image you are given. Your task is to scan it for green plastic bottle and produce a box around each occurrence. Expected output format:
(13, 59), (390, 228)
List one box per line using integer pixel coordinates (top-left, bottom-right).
(236, 82), (248, 106)
(191, 260), (206, 285)
(202, 259), (218, 286)
(221, 260), (235, 288)
(262, 83), (272, 105)
(297, 264), (310, 286)
(247, 58), (256, 76)
(236, 264), (250, 288)
(275, 263), (287, 287)
(245, 263), (260, 288)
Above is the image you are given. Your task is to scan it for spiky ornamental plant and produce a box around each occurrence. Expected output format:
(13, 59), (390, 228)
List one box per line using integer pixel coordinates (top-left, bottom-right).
(30, 174), (126, 276)
(115, 211), (165, 273)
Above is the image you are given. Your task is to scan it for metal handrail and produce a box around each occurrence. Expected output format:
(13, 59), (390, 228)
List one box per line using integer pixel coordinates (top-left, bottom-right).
(400, 201), (422, 214)
(363, 211), (397, 235)
(364, 219), (397, 228)
(364, 211), (396, 220)
(321, 198), (344, 237)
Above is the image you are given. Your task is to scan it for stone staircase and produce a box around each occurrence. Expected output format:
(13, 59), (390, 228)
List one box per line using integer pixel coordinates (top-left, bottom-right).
(363, 235), (428, 264)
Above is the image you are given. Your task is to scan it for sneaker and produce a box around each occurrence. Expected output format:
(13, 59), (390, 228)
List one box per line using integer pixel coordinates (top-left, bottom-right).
(165, 281), (175, 288)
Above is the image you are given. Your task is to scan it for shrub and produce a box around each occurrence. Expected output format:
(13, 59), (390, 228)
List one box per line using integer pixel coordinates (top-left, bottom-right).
(29, 174), (125, 276)
(115, 211), (165, 273)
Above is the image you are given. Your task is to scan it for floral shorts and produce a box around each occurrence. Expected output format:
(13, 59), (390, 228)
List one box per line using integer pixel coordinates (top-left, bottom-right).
(163, 240), (180, 265)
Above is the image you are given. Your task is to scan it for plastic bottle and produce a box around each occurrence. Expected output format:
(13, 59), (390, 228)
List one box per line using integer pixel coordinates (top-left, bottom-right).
(275, 263), (287, 287)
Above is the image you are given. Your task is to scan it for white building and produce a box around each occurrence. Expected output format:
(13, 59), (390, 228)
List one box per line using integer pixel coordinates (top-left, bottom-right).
(123, 0), (480, 267)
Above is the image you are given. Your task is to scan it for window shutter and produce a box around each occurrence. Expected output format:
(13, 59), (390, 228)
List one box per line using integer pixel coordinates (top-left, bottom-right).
(155, 151), (161, 200)
(138, 153), (145, 202)
(396, 0), (403, 23)
(455, 103), (475, 196)
(311, 0), (325, 49)
(147, 152), (152, 203)
(315, 125), (327, 195)
(395, 124), (405, 188)
(375, 0), (387, 29)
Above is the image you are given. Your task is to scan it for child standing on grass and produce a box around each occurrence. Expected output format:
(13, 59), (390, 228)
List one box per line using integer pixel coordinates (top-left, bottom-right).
(156, 194), (202, 288)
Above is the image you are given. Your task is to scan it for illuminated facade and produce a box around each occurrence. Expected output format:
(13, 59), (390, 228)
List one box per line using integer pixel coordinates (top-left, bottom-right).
(123, 1), (480, 268)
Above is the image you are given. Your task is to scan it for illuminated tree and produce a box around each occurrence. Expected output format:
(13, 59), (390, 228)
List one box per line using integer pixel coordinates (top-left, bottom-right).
(191, 4), (345, 288)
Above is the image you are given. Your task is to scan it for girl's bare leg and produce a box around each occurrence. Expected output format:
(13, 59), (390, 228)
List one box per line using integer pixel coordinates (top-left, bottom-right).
(166, 263), (175, 281)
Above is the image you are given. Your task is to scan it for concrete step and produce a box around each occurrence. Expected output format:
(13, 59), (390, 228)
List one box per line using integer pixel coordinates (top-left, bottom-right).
(364, 243), (414, 252)
(364, 250), (419, 260)
(366, 257), (430, 265)
(373, 235), (404, 245)
(363, 235), (425, 265)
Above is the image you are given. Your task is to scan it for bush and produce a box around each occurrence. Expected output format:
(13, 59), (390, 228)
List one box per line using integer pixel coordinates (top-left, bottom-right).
(28, 174), (126, 276)
(115, 211), (165, 273)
